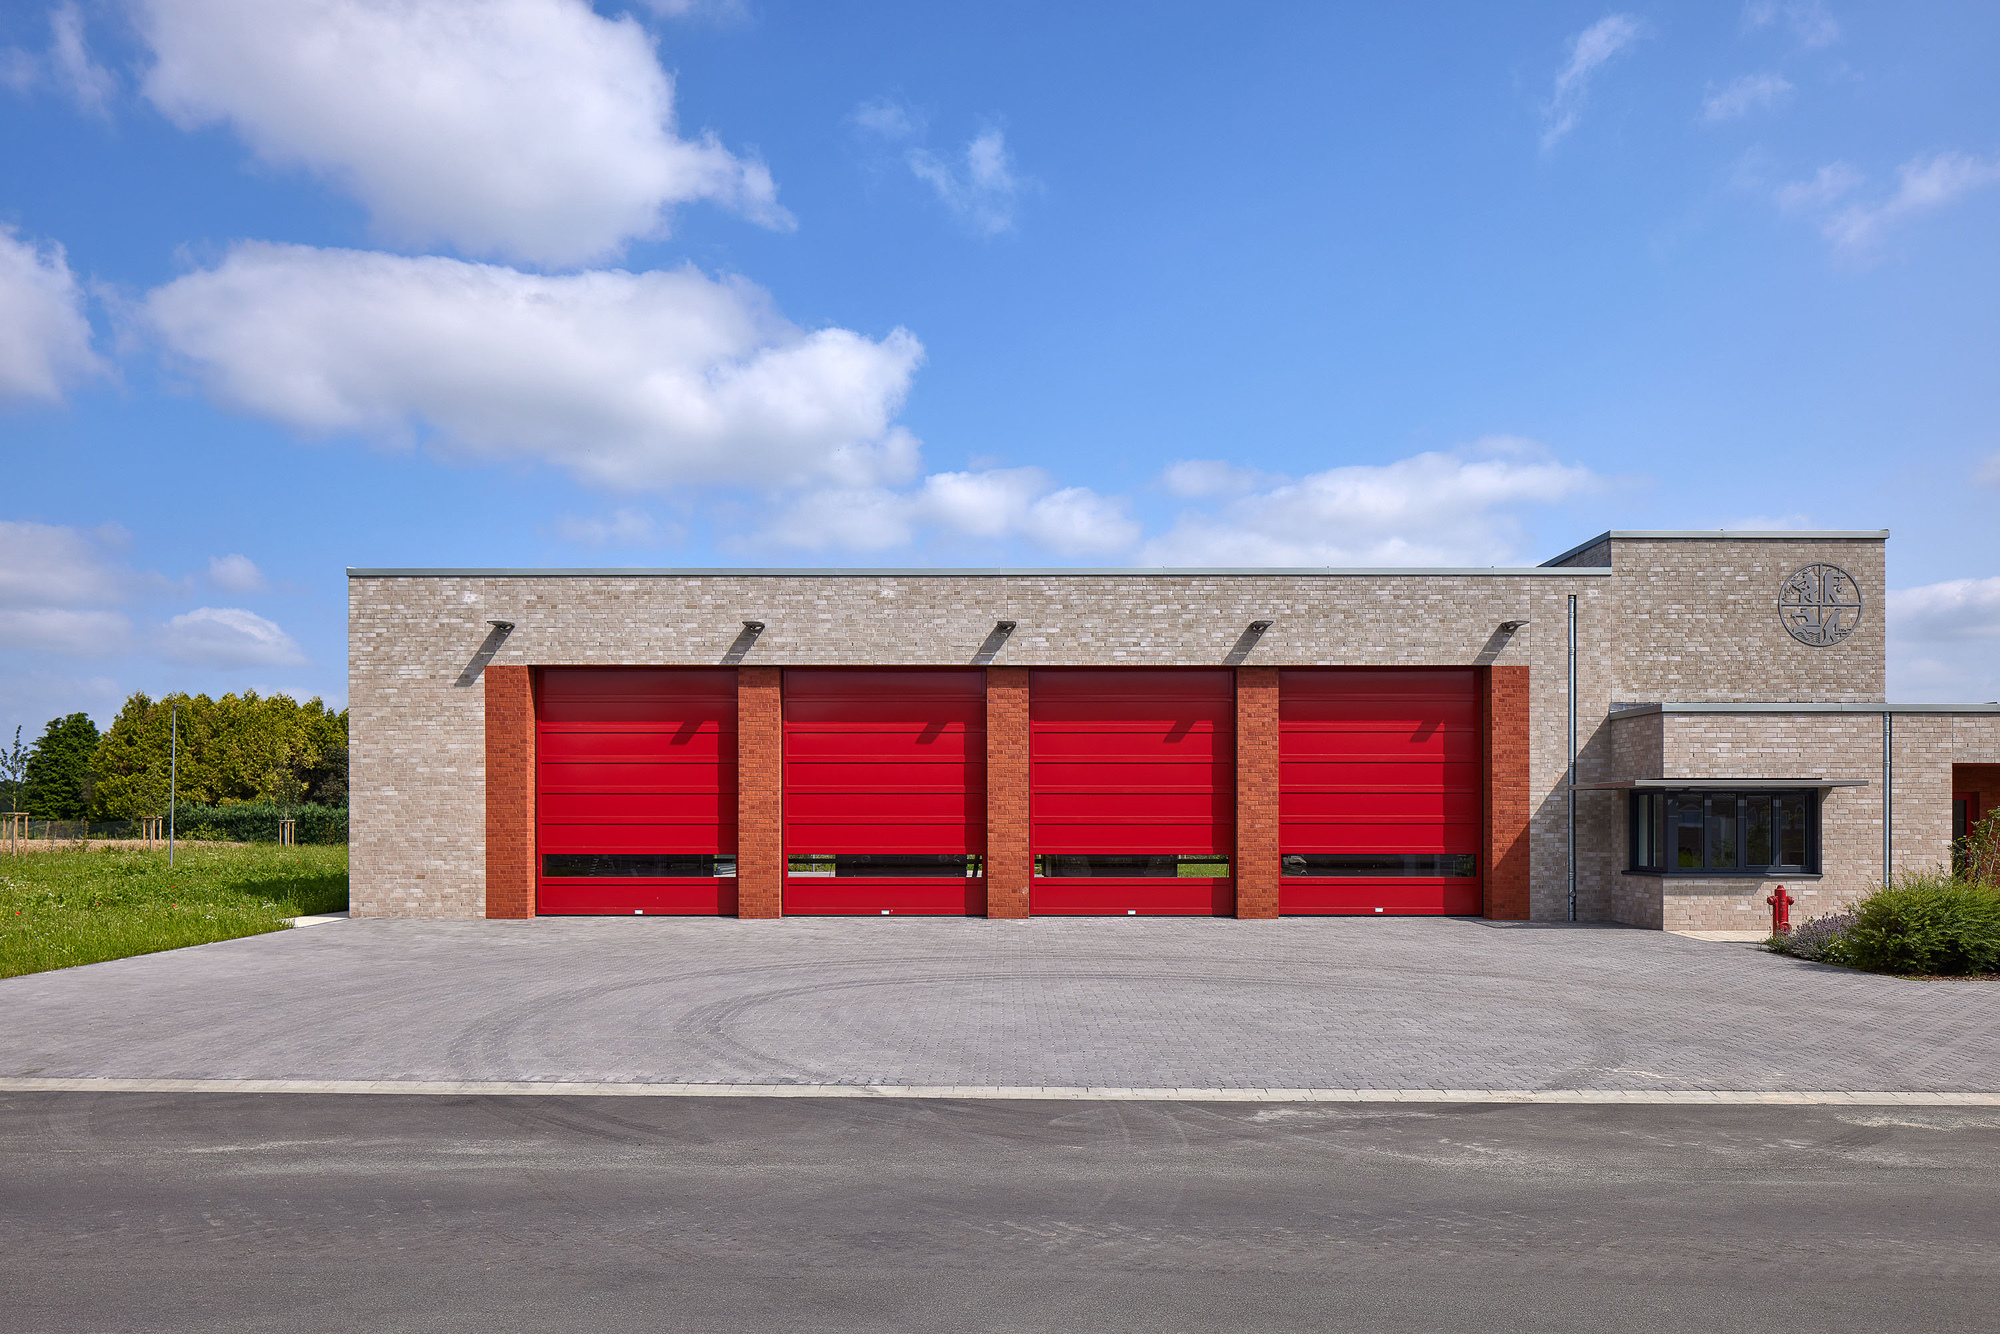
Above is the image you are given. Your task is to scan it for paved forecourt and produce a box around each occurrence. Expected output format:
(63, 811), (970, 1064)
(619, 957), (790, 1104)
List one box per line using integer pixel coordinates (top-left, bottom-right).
(3, 917), (1997, 1094)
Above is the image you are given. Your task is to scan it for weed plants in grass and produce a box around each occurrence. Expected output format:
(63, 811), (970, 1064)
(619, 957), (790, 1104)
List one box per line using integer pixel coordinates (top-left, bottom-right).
(0, 844), (348, 978)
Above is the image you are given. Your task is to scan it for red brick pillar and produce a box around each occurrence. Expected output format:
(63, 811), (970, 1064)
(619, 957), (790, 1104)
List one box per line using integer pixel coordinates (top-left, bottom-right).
(1235, 666), (1280, 919)
(484, 665), (535, 919)
(1483, 665), (1531, 921)
(736, 666), (784, 918)
(985, 667), (1031, 918)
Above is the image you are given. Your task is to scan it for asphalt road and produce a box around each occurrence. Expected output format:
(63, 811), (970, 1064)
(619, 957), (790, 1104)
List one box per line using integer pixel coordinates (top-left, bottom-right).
(4, 1094), (1996, 1333)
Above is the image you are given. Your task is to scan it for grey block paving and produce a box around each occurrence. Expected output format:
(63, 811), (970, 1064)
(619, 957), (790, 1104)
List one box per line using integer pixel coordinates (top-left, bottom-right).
(3, 917), (1997, 1091)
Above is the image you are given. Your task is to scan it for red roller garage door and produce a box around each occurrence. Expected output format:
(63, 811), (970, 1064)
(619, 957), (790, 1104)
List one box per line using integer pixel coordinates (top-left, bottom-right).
(1030, 668), (1234, 915)
(536, 667), (737, 915)
(783, 668), (986, 915)
(1279, 668), (1481, 915)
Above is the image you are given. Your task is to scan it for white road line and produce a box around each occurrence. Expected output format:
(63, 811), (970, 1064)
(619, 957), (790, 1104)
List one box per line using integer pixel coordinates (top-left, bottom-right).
(0, 1078), (1996, 1105)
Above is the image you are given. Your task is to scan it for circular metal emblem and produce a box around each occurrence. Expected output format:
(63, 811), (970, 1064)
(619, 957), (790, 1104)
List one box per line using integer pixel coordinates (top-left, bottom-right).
(1778, 563), (1863, 646)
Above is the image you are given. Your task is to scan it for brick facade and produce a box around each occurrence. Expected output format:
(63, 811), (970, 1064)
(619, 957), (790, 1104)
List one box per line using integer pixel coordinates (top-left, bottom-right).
(735, 667), (783, 919)
(482, 665), (535, 920)
(1482, 666), (1531, 921)
(985, 668), (1031, 919)
(1233, 667), (1280, 919)
(350, 530), (1998, 927)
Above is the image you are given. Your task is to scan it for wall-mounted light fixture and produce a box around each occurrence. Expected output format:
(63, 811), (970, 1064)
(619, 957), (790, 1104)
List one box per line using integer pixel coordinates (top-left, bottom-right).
(1498, 619), (1530, 632)
(722, 620), (765, 666)
(972, 619), (1017, 666)
(457, 619), (515, 687)
(1224, 619), (1274, 665)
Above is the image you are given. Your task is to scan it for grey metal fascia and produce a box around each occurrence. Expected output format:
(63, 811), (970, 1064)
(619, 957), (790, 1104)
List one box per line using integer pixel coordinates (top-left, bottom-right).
(1539, 529), (1890, 568)
(1609, 702), (2000, 717)
(346, 566), (1615, 579)
(1572, 777), (1871, 790)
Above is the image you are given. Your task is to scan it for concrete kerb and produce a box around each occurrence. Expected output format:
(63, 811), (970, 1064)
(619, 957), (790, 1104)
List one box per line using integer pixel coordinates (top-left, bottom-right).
(1, 1077), (1996, 1105)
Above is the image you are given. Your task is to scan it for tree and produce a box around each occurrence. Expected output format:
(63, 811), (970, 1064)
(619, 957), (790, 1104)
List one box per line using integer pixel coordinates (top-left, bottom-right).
(0, 726), (26, 813)
(89, 690), (350, 817)
(21, 714), (100, 819)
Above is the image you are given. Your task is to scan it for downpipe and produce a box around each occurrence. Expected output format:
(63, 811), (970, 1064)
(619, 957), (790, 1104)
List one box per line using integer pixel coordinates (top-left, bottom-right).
(1567, 593), (1577, 923)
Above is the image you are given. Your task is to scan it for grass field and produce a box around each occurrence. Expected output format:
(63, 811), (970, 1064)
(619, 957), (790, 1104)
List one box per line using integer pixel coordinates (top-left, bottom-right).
(0, 844), (348, 979)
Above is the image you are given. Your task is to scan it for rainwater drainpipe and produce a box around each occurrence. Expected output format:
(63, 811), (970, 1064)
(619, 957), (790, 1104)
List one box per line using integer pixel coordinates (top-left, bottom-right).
(1567, 593), (1578, 922)
(1883, 710), (1893, 886)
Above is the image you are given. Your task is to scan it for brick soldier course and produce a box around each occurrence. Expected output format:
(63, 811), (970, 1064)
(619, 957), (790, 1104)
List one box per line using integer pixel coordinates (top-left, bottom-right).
(347, 531), (2000, 929)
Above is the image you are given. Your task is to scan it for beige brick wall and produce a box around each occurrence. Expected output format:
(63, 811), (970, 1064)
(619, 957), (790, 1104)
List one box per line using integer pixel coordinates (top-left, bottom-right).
(349, 571), (1598, 918)
(1603, 537), (1885, 705)
(1596, 709), (1985, 930)
(345, 533), (1951, 925)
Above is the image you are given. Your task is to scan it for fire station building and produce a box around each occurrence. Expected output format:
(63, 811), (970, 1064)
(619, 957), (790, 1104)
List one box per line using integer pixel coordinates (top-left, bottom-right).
(347, 530), (2000, 930)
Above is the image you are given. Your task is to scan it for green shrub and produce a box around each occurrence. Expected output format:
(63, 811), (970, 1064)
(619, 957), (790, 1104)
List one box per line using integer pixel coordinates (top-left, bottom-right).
(165, 802), (349, 844)
(1842, 871), (2000, 976)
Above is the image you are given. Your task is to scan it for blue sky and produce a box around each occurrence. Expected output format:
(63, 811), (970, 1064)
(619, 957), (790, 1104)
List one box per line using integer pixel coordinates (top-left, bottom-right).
(2, 0), (1997, 739)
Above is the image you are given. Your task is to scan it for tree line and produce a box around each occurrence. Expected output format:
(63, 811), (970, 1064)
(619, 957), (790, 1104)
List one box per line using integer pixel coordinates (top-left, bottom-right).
(0, 692), (348, 820)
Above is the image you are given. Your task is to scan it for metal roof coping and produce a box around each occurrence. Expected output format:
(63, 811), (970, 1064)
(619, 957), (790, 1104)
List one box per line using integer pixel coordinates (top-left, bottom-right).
(1539, 529), (1890, 569)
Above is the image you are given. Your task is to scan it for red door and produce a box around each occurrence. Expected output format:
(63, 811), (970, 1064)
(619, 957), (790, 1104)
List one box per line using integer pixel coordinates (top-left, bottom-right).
(536, 668), (737, 915)
(783, 669), (986, 915)
(1030, 668), (1234, 915)
(1279, 668), (1481, 915)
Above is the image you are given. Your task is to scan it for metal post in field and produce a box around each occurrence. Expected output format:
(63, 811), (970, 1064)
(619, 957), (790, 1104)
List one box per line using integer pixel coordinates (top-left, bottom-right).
(169, 702), (178, 870)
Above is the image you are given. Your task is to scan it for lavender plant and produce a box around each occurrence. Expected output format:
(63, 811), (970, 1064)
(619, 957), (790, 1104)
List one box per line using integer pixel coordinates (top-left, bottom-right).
(1769, 908), (1858, 965)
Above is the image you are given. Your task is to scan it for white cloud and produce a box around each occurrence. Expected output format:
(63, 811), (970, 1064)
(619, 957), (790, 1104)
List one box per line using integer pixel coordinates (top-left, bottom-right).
(763, 467), (1138, 556)
(159, 607), (308, 668)
(1890, 577), (2000, 643)
(143, 243), (926, 492)
(1976, 452), (2000, 488)
(1887, 576), (2000, 702)
(0, 608), (131, 656)
(1745, 1), (1841, 49)
(0, 520), (135, 657)
(1542, 14), (1646, 151)
(206, 554), (268, 593)
(49, 2), (114, 115)
(857, 102), (1027, 236)
(1161, 460), (1281, 499)
(1, 4), (116, 114)
(636, 0), (747, 18)
(1138, 438), (1603, 567)
(1703, 72), (1792, 122)
(907, 129), (1025, 236)
(852, 97), (923, 141)
(553, 508), (670, 547)
(0, 227), (104, 403)
(0, 520), (129, 608)
(1817, 151), (2000, 255)
(1775, 161), (1861, 212)
(134, 0), (790, 265)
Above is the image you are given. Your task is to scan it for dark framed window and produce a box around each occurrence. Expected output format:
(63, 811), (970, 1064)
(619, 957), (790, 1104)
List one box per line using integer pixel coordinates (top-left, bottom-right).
(1629, 791), (1816, 875)
(542, 854), (736, 878)
(1034, 854), (1231, 878)
(1282, 854), (1477, 878)
(787, 854), (984, 878)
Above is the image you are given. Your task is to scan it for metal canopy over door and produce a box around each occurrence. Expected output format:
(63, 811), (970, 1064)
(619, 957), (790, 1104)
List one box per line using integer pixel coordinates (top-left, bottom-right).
(1279, 668), (1481, 915)
(536, 667), (738, 915)
(1030, 668), (1234, 915)
(783, 668), (986, 915)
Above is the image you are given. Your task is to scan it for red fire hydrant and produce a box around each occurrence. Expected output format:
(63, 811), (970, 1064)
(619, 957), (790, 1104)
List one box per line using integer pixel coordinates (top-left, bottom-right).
(1767, 885), (1793, 935)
